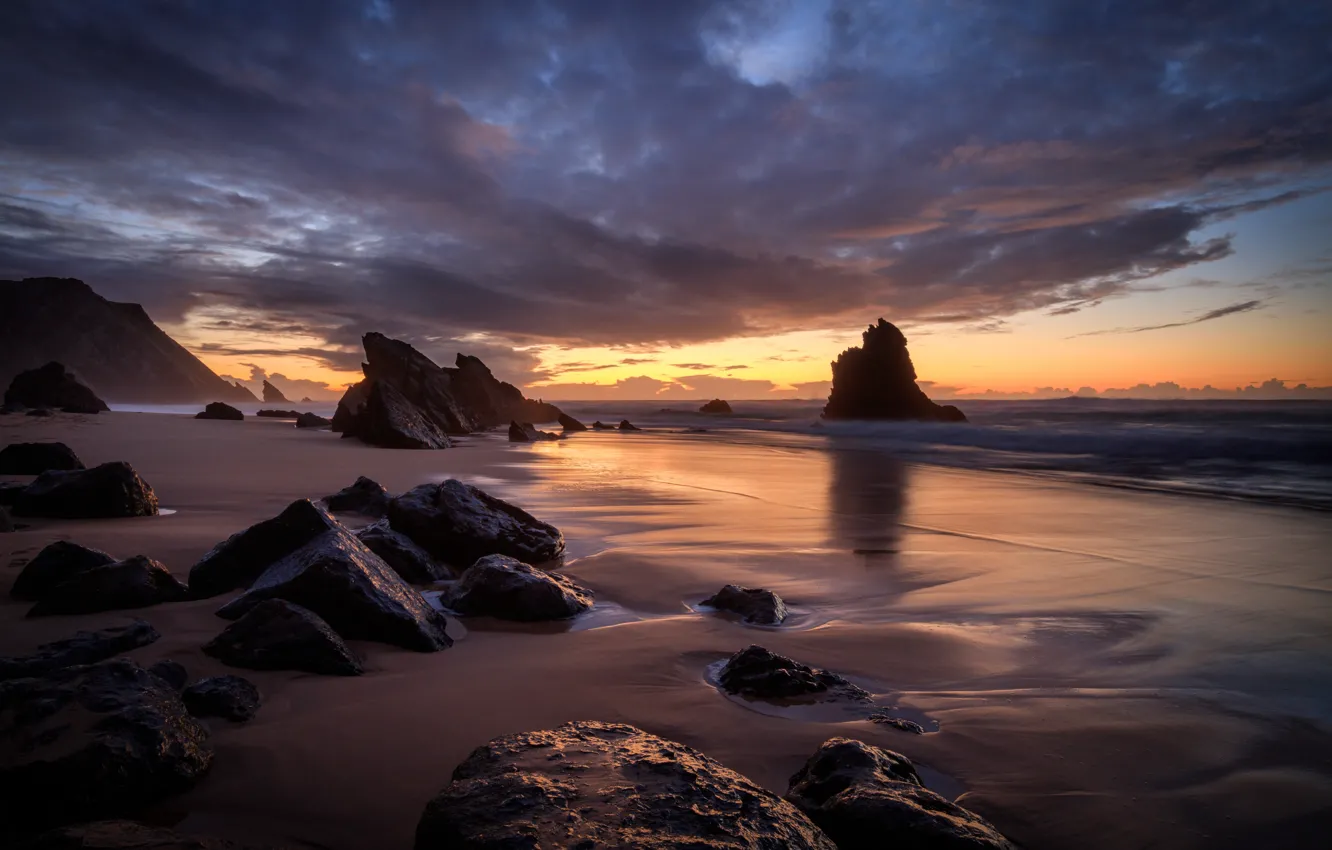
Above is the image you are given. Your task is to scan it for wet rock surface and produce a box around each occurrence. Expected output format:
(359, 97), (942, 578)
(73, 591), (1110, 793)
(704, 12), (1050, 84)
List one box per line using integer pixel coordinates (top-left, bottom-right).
(786, 738), (1016, 850)
(0, 620), (160, 680)
(188, 499), (341, 598)
(182, 675), (261, 723)
(357, 519), (448, 584)
(11, 540), (117, 600)
(387, 479), (565, 568)
(204, 599), (363, 676)
(703, 584), (789, 625)
(354, 379), (452, 449)
(558, 411), (588, 431)
(16, 820), (287, 849)
(445, 555), (593, 621)
(195, 402), (244, 421)
(28, 556), (188, 617)
(148, 659), (189, 690)
(13, 461), (159, 518)
(0, 441), (84, 474)
(718, 645), (870, 702)
(322, 476), (391, 517)
(700, 398), (733, 414)
(294, 411), (330, 428)
(4, 361), (109, 414)
(414, 720), (837, 850)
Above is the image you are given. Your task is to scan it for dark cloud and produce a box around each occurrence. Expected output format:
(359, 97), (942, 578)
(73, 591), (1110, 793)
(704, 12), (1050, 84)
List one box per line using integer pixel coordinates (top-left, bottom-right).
(1074, 299), (1265, 337)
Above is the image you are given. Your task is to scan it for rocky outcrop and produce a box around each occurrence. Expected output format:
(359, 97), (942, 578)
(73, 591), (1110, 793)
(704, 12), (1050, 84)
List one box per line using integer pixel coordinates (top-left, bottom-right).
(618, 419), (641, 430)
(261, 379), (288, 403)
(182, 675), (261, 723)
(444, 555), (593, 621)
(4, 361), (109, 413)
(387, 479), (565, 568)
(27, 555), (188, 617)
(203, 599), (362, 676)
(148, 659), (188, 690)
(11, 541), (116, 599)
(12, 462), (159, 518)
(702, 585), (788, 625)
(351, 380), (452, 449)
(0, 620), (160, 680)
(195, 402), (244, 421)
(785, 738), (1015, 849)
(823, 319), (967, 422)
(414, 721), (836, 850)
(356, 520), (447, 584)
(0, 442), (84, 474)
(507, 420), (559, 442)
(592, 420), (614, 430)
(322, 476), (391, 517)
(16, 820), (286, 849)
(558, 412), (588, 432)
(0, 659), (213, 837)
(294, 412), (330, 428)
(718, 645), (870, 702)
(188, 499), (341, 598)
(700, 398), (733, 414)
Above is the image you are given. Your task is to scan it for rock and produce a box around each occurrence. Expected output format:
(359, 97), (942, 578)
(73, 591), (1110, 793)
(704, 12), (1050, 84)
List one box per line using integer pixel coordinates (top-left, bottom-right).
(823, 319), (968, 423)
(148, 659), (189, 690)
(591, 420), (614, 430)
(331, 381), (368, 433)
(256, 409), (300, 418)
(414, 721), (837, 850)
(0, 441), (84, 474)
(12, 461), (159, 519)
(356, 519), (448, 583)
(785, 738), (1015, 850)
(322, 476), (391, 517)
(27, 555), (188, 617)
(16, 820), (286, 849)
(0, 620), (160, 680)
(451, 351), (564, 427)
(4, 361), (109, 414)
(26, 408), (53, 417)
(507, 420), (558, 442)
(188, 499), (342, 598)
(182, 675), (261, 722)
(558, 411), (588, 432)
(700, 398), (733, 414)
(869, 713), (926, 734)
(718, 645), (870, 702)
(301, 397), (314, 404)
(204, 599), (362, 676)
(11, 541), (117, 599)
(294, 412), (330, 428)
(702, 584), (789, 625)
(261, 379), (289, 404)
(216, 526), (453, 652)
(194, 402), (244, 421)
(387, 479), (565, 568)
(0, 659), (212, 836)
(445, 555), (593, 621)
(618, 419), (641, 430)
(355, 380), (452, 449)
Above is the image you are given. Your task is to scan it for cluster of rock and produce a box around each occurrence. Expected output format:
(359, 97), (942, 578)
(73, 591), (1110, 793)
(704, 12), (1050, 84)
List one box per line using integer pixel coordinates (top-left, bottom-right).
(703, 584), (789, 625)
(719, 644), (871, 702)
(823, 319), (967, 423)
(591, 419), (641, 430)
(3, 361), (109, 414)
(196, 405), (329, 428)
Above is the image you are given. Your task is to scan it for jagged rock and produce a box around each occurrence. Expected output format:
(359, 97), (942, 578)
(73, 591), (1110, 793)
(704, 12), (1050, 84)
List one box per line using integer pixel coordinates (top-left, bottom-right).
(700, 398), (733, 414)
(507, 420), (559, 442)
(355, 380), (452, 449)
(387, 479), (565, 568)
(16, 820), (286, 849)
(823, 319), (968, 423)
(718, 645), (870, 702)
(12, 461), (159, 518)
(591, 420), (614, 430)
(785, 738), (1015, 849)
(0, 621), (160, 680)
(869, 713), (926, 734)
(216, 526), (453, 652)
(261, 379), (288, 404)
(148, 659), (188, 690)
(414, 721), (836, 850)
(4, 361), (109, 413)
(294, 412), (330, 428)
(558, 411), (588, 432)
(356, 519), (447, 584)
(451, 351), (564, 426)
(188, 499), (341, 598)
(11, 541), (116, 599)
(618, 419), (641, 430)
(0, 659), (212, 836)
(331, 381), (368, 433)
(0, 482), (27, 506)
(256, 409), (300, 418)
(702, 585), (788, 625)
(194, 402), (243, 421)
(0, 441), (84, 474)
(183, 675), (260, 722)
(322, 476), (390, 517)
(445, 555), (593, 621)
(204, 599), (362, 676)
(28, 555), (188, 617)
(231, 381), (258, 400)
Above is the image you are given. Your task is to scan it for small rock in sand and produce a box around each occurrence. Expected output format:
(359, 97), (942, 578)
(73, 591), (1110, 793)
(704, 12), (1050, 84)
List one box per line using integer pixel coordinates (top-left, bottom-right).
(387, 479), (565, 568)
(591, 420), (614, 430)
(27, 556), (188, 617)
(507, 420), (559, 442)
(183, 674), (261, 723)
(0, 620), (160, 681)
(204, 599), (362, 676)
(869, 712), (926, 734)
(445, 554), (593, 621)
(322, 476), (391, 517)
(702, 584), (788, 625)
(718, 645), (870, 702)
(11, 541), (116, 600)
(0, 441), (84, 474)
(13, 461), (159, 519)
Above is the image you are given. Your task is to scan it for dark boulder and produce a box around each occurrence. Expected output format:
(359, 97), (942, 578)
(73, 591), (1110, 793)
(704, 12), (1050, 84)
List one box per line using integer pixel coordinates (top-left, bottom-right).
(322, 476), (390, 517)
(0, 441), (84, 474)
(785, 738), (1015, 849)
(507, 420), (558, 442)
(216, 526), (453, 652)
(11, 540), (116, 600)
(387, 479), (565, 568)
(355, 380), (451, 449)
(4, 361), (109, 414)
(702, 584), (789, 625)
(330, 382), (369, 433)
(203, 599), (362, 676)
(28, 555), (188, 617)
(700, 398), (733, 414)
(27, 408), (54, 417)
(823, 319), (968, 423)
(0, 659), (212, 837)
(12, 461), (159, 518)
(0, 620), (160, 680)
(618, 419), (641, 430)
(558, 411), (588, 432)
(182, 675), (261, 723)
(256, 409), (300, 418)
(261, 379), (288, 404)
(869, 713), (926, 734)
(414, 721), (836, 850)
(718, 645), (870, 702)
(17, 820), (288, 849)
(194, 402), (243, 421)
(148, 659), (188, 690)
(445, 555), (593, 621)
(591, 420), (614, 430)
(356, 519), (448, 584)
(0, 482), (26, 505)
(187, 499), (341, 598)
(294, 412), (330, 428)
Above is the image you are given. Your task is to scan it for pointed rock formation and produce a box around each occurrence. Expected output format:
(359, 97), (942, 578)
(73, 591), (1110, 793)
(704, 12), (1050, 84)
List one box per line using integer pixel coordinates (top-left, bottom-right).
(508, 421), (559, 442)
(13, 461), (159, 518)
(387, 479), (565, 568)
(356, 519), (448, 584)
(261, 379), (289, 403)
(204, 599), (362, 676)
(188, 499), (342, 598)
(4, 361), (109, 413)
(823, 319), (966, 422)
(0, 441), (84, 474)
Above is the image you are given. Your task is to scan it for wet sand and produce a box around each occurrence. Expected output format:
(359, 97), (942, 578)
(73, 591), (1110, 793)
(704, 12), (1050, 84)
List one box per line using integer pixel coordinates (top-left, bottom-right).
(3, 411), (1331, 849)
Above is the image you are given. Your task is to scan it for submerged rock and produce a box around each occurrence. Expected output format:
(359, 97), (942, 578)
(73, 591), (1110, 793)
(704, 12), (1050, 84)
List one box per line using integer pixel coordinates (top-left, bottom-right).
(357, 519), (448, 584)
(718, 645), (870, 702)
(0, 441), (84, 474)
(11, 540), (116, 600)
(294, 411), (330, 428)
(203, 599), (362, 676)
(194, 402), (244, 421)
(558, 411), (588, 432)
(445, 555), (593, 621)
(27, 555), (188, 617)
(702, 585), (789, 625)
(322, 476), (390, 517)
(0, 620), (160, 680)
(507, 420), (559, 442)
(182, 675), (261, 723)
(188, 499), (341, 598)
(414, 721), (836, 850)
(12, 461), (159, 518)
(700, 398), (733, 414)
(4, 361), (109, 414)
(618, 419), (641, 431)
(148, 659), (189, 690)
(785, 738), (1015, 850)
(823, 319), (967, 423)
(355, 380), (452, 449)
(387, 479), (565, 567)
(18, 820), (287, 849)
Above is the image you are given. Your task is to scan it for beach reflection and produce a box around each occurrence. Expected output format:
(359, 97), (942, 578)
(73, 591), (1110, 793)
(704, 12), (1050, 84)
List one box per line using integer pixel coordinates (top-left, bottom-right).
(827, 448), (908, 562)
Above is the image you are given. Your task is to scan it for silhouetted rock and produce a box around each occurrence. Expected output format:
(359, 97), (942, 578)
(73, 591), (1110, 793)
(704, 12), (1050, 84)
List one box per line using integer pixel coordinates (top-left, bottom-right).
(414, 721), (836, 850)
(261, 379), (288, 404)
(322, 476), (390, 517)
(618, 419), (641, 430)
(507, 420), (559, 442)
(148, 659), (188, 690)
(0, 441), (84, 474)
(703, 585), (788, 625)
(356, 519), (447, 584)
(17, 820), (286, 849)
(823, 319), (968, 423)
(387, 479), (565, 568)
(301, 396), (314, 403)
(204, 599), (362, 676)
(785, 738), (1015, 849)
(0, 620), (160, 680)
(558, 412), (588, 431)
(28, 555), (188, 617)
(188, 499), (341, 598)
(591, 420), (614, 430)
(216, 526), (453, 652)
(445, 555), (593, 621)
(0, 659), (212, 836)
(700, 398), (733, 414)
(451, 352), (563, 427)
(183, 675), (260, 723)
(194, 402), (243, 421)
(354, 380), (452, 449)
(256, 409), (300, 418)
(294, 412), (330, 428)
(718, 645), (870, 702)
(11, 541), (116, 599)
(13, 462), (158, 518)
(4, 361), (108, 413)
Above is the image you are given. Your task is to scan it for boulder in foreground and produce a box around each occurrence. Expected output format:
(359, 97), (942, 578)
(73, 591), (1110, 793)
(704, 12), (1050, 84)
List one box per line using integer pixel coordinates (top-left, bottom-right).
(203, 599), (363, 676)
(0, 620), (160, 681)
(11, 540), (116, 600)
(414, 720), (836, 850)
(17, 820), (287, 849)
(786, 738), (1016, 849)
(703, 584), (788, 625)
(718, 645), (870, 702)
(357, 519), (448, 584)
(13, 461), (159, 518)
(445, 554), (593, 621)
(188, 499), (341, 598)
(387, 479), (565, 567)
(0, 441), (84, 474)
(182, 675), (261, 723)
(27, 555), (188, 617)
(823, 319), (967, 423)
(700, 398), (733, 414)
(194, 402), (243, 421)
(4, 361), (109, 414)
(322, 476), (391, 517)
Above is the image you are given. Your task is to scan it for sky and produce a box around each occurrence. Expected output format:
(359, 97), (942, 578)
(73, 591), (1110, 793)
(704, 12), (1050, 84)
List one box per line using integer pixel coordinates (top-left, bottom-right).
(0, 0), (1329, 401)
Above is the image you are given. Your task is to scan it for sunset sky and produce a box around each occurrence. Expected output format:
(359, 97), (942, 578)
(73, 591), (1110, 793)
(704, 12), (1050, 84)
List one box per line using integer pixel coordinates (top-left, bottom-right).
(1, 1), (1329, 400)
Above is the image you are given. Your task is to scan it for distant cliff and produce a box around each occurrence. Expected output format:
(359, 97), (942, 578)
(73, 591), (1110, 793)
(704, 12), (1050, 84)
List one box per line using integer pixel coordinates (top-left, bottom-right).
(0, 278), (258, 403)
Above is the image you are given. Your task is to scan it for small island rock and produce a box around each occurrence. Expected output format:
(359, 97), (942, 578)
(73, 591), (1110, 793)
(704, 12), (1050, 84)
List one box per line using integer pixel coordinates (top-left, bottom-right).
(700, 399), (733, 414)
(823, 319), (967, 423)
(718, 645), (870, 702)
(618, 419), (641, 430)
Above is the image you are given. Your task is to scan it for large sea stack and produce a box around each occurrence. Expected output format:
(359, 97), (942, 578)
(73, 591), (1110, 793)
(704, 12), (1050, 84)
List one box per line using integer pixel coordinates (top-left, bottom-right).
(823, 319), (966, 422)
